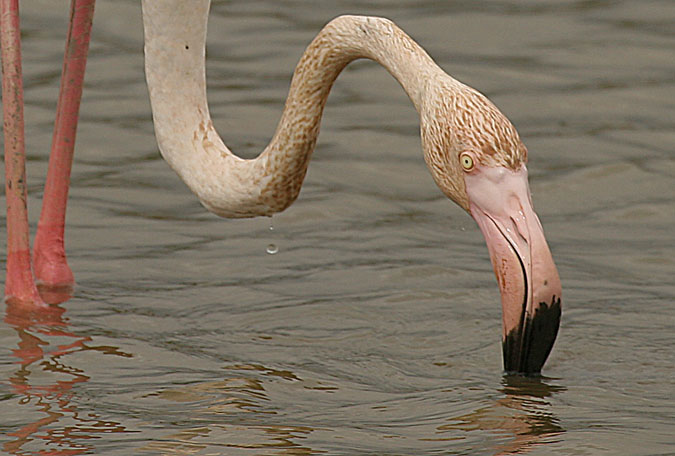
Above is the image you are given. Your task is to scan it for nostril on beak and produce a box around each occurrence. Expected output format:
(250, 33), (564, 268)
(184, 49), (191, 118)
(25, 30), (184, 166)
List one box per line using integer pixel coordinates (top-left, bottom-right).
(510, 216), (529, 246)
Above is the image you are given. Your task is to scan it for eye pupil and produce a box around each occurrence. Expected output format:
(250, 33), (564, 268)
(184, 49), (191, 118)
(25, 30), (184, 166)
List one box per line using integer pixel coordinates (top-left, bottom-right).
(461, 154), (474, 170)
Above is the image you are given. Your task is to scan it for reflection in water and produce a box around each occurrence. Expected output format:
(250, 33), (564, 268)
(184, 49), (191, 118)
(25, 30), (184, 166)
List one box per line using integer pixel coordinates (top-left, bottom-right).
(3, 301), (131, 455)
(142, 424), (315, 455)
(141, 363), (316, 455)
(438, 375), (565, 455)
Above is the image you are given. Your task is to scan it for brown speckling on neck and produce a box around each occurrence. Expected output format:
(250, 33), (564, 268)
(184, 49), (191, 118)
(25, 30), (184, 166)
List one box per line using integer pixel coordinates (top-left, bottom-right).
(450, 87), (527, 170)
(145, 6), (529, 217)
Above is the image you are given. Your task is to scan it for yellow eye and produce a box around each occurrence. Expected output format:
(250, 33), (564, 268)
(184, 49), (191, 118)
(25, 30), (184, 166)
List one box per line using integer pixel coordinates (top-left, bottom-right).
(460, 153), (474, 171)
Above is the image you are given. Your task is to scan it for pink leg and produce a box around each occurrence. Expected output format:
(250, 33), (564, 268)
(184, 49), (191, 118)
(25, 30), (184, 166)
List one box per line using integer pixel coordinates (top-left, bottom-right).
(33, 0), (95, 292)
(1, 0), (44, 306)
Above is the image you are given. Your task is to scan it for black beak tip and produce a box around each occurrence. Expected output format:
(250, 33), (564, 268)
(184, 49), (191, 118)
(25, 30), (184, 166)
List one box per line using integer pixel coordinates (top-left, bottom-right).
(503, 296), (562, 376)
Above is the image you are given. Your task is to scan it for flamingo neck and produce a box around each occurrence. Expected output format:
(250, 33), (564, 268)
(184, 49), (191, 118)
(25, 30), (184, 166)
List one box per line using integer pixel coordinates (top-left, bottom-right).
(142, 1), (449, 217)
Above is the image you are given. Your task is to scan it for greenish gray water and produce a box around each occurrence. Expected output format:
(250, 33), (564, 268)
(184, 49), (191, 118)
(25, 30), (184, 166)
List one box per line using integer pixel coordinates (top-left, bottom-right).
(1, 0), (674, 454)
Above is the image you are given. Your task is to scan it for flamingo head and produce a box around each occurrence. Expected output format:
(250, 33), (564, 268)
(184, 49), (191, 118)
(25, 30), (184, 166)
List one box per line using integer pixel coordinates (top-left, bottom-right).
(421, 82), (562, 375)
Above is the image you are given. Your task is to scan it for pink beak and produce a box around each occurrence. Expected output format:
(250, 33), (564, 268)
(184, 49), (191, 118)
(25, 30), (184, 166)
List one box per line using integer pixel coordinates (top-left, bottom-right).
(465, 165), (561, 375)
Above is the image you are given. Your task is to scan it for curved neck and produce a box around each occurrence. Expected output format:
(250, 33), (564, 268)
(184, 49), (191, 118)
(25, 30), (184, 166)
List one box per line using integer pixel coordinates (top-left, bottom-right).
(273, 15), (439, 139)
(142, 1), (448, 217)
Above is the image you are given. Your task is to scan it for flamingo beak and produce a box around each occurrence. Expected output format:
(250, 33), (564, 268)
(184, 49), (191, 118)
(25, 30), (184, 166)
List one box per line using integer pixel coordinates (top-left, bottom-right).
(465, 165), (561, 375)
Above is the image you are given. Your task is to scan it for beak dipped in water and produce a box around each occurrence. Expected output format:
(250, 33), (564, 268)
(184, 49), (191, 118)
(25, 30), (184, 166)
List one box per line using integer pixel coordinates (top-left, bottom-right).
(465, 164), (562, 375)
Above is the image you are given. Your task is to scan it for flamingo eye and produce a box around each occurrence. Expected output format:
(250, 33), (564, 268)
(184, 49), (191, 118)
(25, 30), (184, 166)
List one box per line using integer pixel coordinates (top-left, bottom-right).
(460, 153), (474, 171)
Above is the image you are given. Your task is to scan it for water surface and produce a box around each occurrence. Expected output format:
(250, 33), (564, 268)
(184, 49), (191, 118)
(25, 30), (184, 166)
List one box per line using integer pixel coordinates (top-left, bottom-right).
(1, 0), (674, 454)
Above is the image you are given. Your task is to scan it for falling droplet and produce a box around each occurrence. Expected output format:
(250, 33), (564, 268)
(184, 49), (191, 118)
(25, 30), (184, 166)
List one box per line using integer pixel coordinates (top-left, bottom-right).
(266, 216), (278, 254)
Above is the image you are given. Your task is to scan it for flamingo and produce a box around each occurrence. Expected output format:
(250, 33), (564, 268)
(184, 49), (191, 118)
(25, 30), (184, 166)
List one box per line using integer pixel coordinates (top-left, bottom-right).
(142, 0), (562, 374)
(1, 0), (562, 374)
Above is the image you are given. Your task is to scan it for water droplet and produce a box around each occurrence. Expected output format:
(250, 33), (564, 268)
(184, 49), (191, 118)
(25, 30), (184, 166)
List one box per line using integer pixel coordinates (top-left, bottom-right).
(266, 243), (278, 255)
(269, 216), (274, 232)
